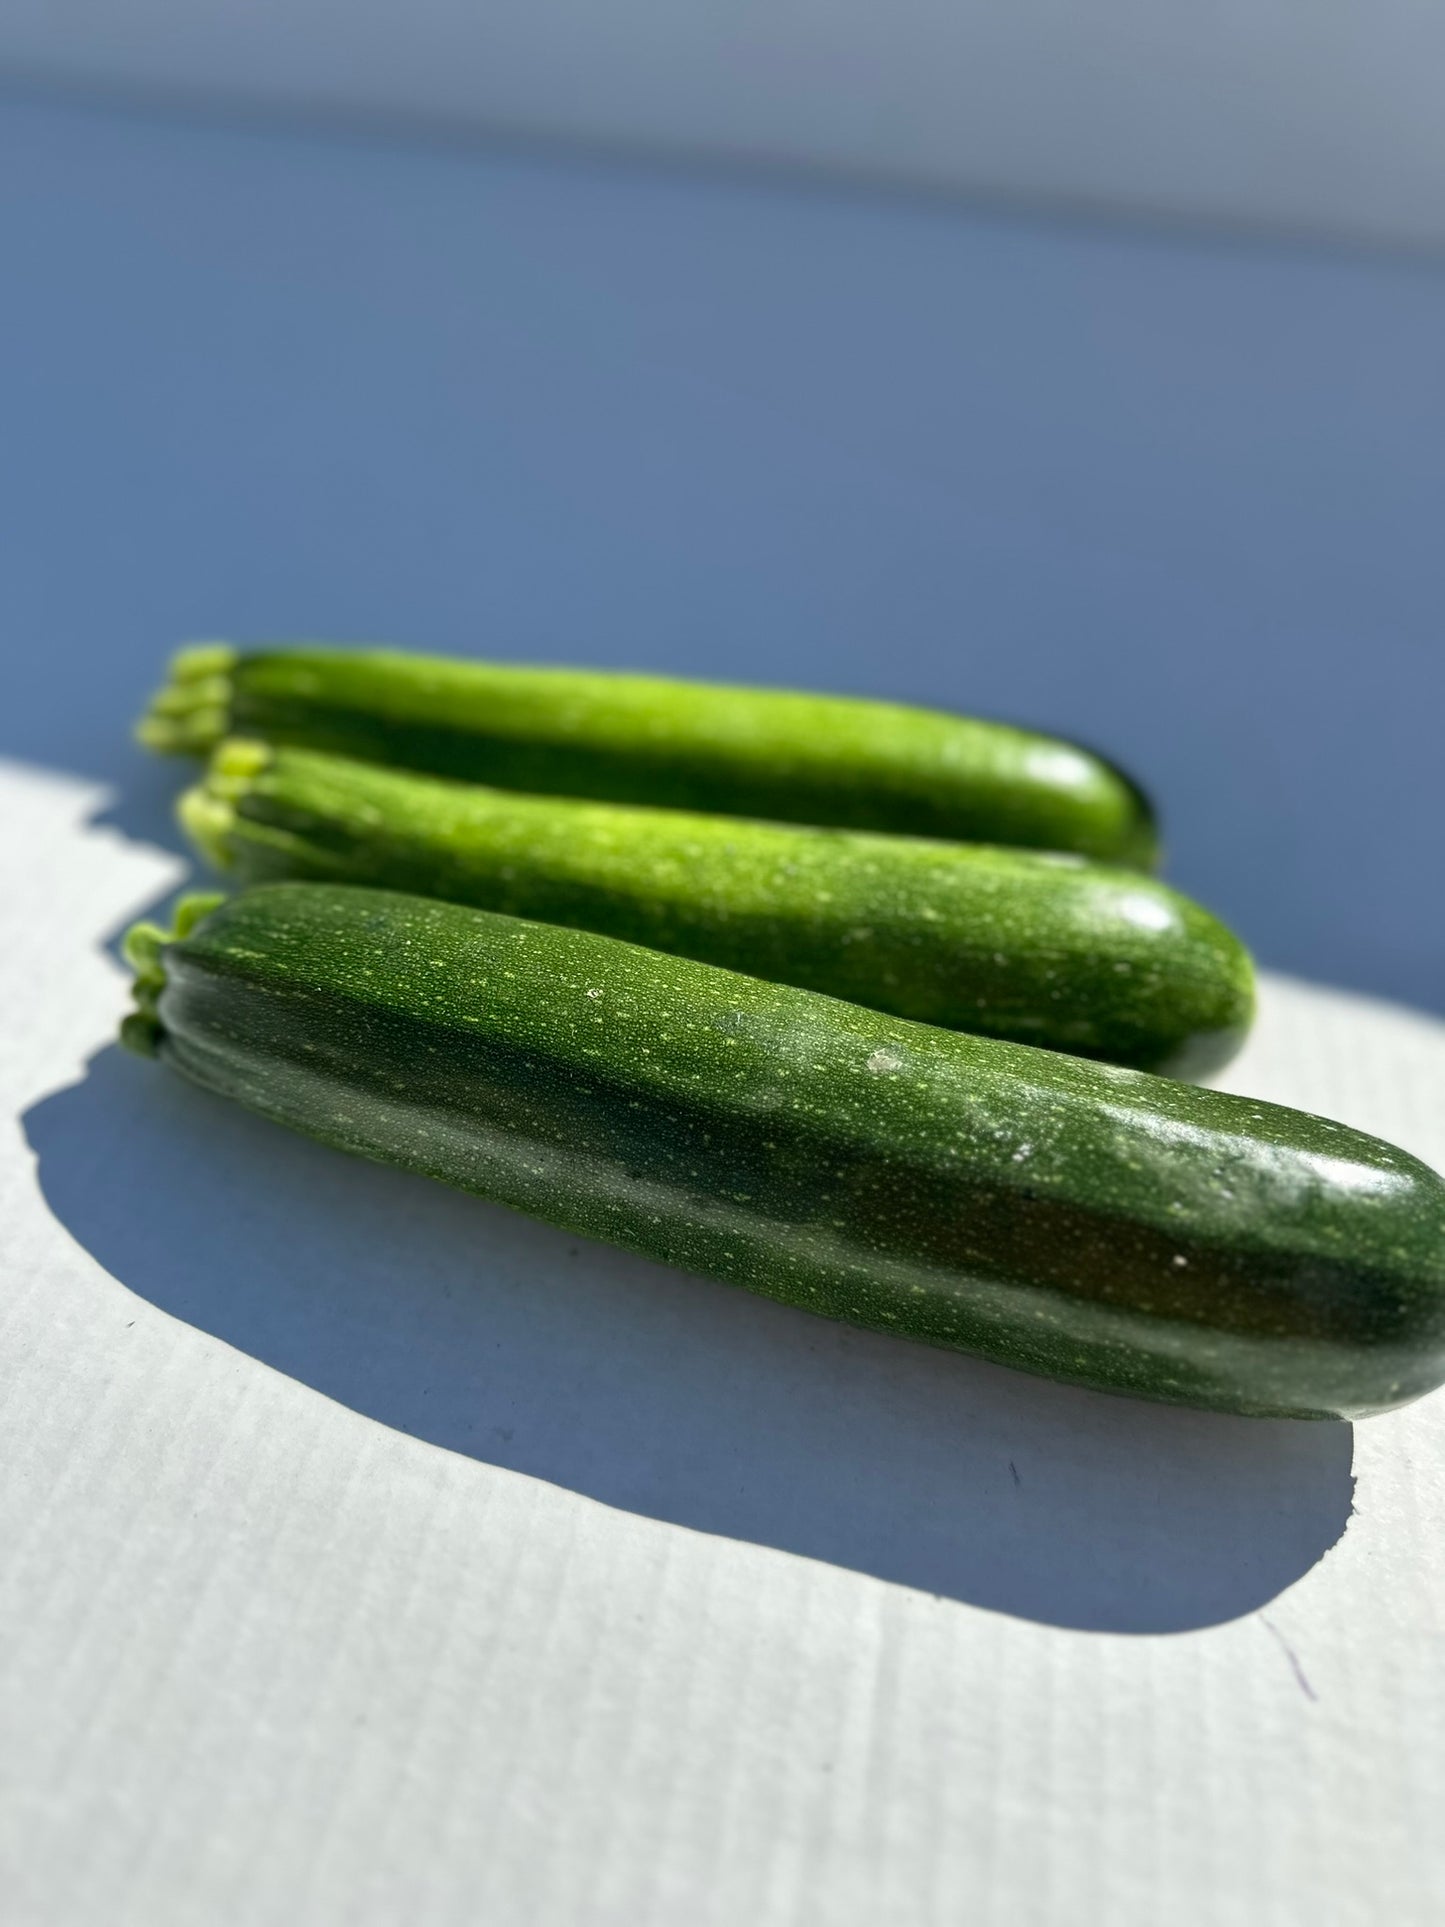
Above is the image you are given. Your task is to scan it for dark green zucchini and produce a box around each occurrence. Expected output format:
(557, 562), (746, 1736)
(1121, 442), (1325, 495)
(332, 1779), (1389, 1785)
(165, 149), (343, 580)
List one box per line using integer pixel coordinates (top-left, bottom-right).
(121, 883), (1445, 1421)
(138, 644), (1159, 866)
(178, 739), (1251, 1077)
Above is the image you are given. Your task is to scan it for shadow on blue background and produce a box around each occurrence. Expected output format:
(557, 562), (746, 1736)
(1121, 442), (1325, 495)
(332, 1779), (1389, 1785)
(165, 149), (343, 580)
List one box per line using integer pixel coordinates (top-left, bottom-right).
(3, 86), (1443, 1009)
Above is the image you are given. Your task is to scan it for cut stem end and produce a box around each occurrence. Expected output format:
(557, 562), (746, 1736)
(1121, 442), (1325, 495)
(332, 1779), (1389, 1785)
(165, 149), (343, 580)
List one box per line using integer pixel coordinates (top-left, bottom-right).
(135, 642), (239, 757)
(119, 894), (226, 1055)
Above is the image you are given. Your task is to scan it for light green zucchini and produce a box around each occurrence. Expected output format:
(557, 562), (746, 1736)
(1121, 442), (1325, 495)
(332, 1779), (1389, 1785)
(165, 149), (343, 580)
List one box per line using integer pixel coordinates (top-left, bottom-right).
(138, 644), (1159, 866)
(179, 739), (1251, 1077)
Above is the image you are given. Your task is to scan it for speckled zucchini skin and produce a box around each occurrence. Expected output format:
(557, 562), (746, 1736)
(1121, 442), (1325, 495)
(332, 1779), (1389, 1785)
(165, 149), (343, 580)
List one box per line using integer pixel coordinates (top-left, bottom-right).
(180, 741), (1251, 1077)
(122, 884), (1445, 1421)
(139, 644), (1159, 866)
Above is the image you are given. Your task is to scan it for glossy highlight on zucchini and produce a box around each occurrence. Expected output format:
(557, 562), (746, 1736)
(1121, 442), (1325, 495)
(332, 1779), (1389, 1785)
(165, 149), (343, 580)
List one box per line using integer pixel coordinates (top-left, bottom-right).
(122, 883), (1445, 1421)
(138, 644), (1160, 866)
(180, 739), (1251, 1076)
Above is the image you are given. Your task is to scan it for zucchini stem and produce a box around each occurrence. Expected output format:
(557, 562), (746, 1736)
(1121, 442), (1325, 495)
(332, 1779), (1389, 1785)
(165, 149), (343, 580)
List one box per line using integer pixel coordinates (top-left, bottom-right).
(178, 739), (277, 871)
(119, 893), (226, 1056)
(177, 787), (238, 871)
(135, 643), (238, 756)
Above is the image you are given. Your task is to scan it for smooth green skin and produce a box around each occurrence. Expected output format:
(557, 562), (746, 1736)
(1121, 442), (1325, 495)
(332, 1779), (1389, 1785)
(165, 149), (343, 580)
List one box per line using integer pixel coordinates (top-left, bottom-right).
(181, 740), (1252, 1077)
(139, 644), (1160, 866)
(122, 884), (1445, 1421)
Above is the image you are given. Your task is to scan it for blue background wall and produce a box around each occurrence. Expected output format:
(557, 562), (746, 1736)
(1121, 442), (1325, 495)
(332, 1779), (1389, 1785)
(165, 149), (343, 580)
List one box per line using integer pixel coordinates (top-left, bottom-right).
(4, 90), (1442, 1011)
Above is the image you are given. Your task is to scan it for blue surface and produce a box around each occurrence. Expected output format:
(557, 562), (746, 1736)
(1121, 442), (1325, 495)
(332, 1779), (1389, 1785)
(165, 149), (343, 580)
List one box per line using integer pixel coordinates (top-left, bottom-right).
(4, 91), (1443, 1010)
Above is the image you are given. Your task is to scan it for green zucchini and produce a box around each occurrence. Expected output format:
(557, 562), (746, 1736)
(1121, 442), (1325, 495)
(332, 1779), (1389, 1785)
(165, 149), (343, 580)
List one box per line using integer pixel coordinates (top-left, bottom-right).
(121, 883), (1445, 1421)
(138, 644), (1159, 866)
(179, 739), (1251, 1077)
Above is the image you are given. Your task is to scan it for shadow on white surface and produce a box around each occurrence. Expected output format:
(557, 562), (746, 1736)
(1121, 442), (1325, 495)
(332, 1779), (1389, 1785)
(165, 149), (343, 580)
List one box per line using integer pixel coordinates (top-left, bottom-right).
(25, 1043), (1355, 1633)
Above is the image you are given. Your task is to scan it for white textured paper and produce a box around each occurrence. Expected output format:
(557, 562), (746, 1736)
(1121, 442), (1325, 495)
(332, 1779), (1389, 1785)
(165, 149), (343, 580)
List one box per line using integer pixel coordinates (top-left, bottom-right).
(2, 755), (1443, 1926)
